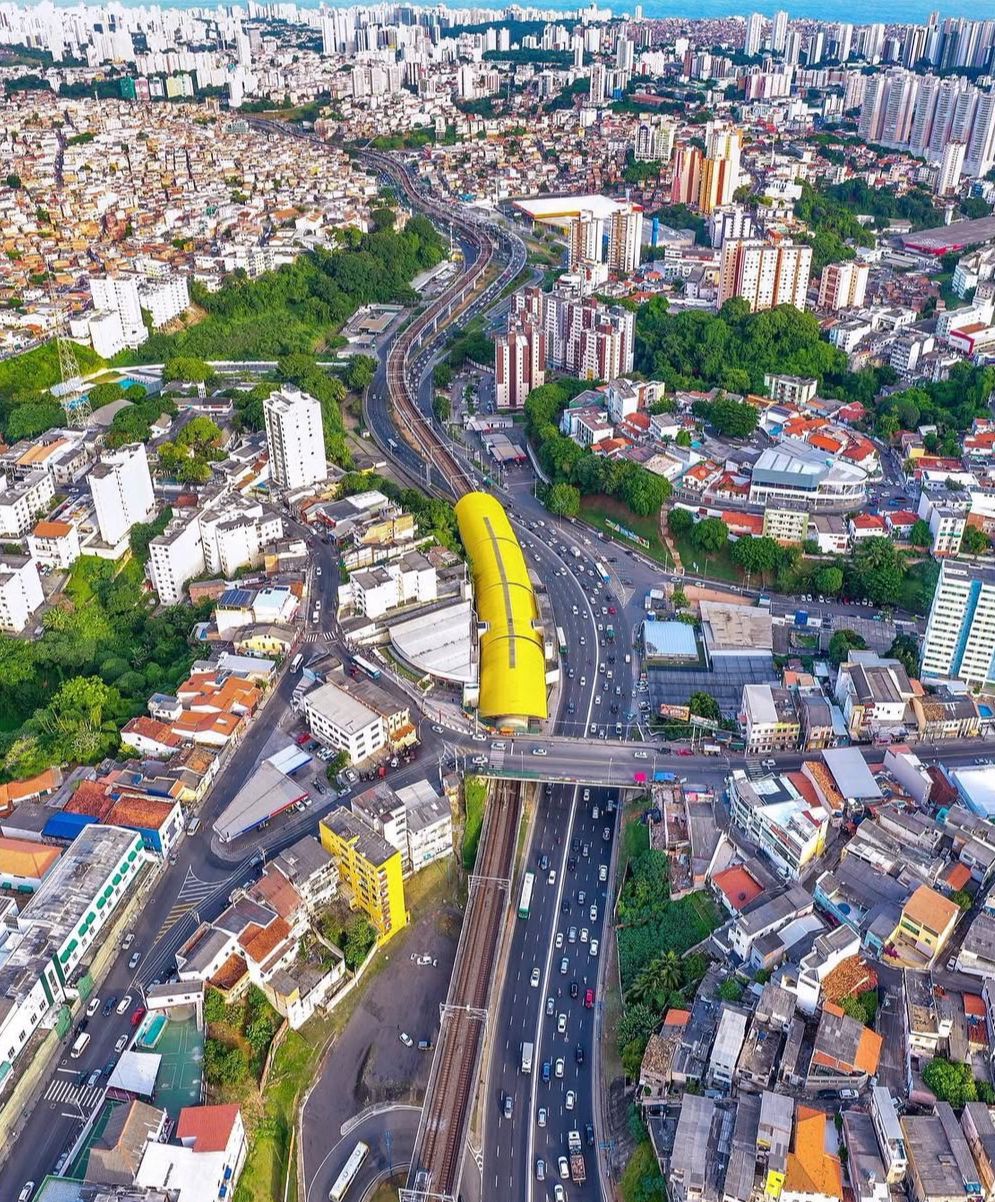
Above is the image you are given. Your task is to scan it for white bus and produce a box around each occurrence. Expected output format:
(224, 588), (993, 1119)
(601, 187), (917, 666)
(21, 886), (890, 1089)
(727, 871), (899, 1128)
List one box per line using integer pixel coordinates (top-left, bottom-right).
(329, 1141), (369, 1202)
(71, 1032), (91, 1059)
(290, 653), (304, 673)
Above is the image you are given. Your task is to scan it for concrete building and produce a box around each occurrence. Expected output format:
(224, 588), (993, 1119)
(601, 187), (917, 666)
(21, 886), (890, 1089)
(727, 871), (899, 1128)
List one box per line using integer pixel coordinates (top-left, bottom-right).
(0, 825), (148, 1079)
(89, 274), (146, 348)
(494, 319), (545, 410)
(148, 511), (205, 606)
(303, 681), (387, 765)
(698, 122), (743, 214)
(138, 274), (190, 328)
(633, 115), (674, 162)
(607, 202), (643, 274)
(921, 560), (995, 688)
(319, 808), (407, 943)
(718, 240), (812, 312)
(27, 518), (81, 569)
(728, 772), (830, 880)
(818, 261), (870, 311)
(749, 440), (867, 511)
(346, 552), (437, 620)
(903, 1105), (980, 1202)
(0, 554), (44, 633)
(263, 386), (326, 491)
(741, 684), (801, 754)
(89, 443), (156, 550)
(870, 1087), (908, 1184)
(782, 1106), (844, 1202)
(0, 470), (55, 539)
(708, 1005), (749, 1088)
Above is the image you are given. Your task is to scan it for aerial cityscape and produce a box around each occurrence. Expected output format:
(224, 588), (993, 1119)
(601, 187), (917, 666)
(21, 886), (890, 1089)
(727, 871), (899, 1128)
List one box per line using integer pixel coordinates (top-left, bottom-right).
(4, 3), (995, 1202)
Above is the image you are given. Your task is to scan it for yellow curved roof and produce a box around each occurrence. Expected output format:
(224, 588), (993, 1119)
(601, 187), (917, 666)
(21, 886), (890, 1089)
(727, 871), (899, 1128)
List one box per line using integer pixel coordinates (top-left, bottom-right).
(455, 492), (548, 723)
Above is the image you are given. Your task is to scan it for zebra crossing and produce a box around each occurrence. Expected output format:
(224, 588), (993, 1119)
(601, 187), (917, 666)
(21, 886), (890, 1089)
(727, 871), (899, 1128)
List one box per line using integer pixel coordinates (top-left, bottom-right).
(45, 1078), (103, 1112)
(157, 870), (223, 938)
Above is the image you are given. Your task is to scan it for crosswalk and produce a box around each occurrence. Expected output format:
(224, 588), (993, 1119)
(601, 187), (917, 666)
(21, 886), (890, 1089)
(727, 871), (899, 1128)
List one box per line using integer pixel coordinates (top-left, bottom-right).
(301, 630), (335, 644)
(46, 1078), (103, 1111)
(158, 870), (222, 938)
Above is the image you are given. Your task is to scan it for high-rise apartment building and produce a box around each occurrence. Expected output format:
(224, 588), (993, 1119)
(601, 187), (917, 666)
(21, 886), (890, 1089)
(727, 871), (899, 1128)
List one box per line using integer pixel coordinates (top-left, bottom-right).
(263, 386), (326, 492)
(89, 274), (146, 348)
(670, 143), (703, 207)
(744, 12), (764, 56)
(697, 123), (742, 215)
(568, 211), (603, 269)
(818, 261), (870, 312)
(495, 321), (545, 410)
(633, 115), (675, 162)
(718, 241), (812, 312)
(937, 140), (967, 194)
(921, 560), (995, 687)
(607, 204), (643, 274)
(541, 284), (635, 381)
(589, 62), (606, 104)
(89, 443), (156, 549)
(771, 10), (789, 53)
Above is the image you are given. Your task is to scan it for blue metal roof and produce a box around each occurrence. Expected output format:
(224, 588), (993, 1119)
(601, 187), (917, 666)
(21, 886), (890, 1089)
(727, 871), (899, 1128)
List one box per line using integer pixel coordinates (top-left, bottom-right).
(42, 812), (97, 841)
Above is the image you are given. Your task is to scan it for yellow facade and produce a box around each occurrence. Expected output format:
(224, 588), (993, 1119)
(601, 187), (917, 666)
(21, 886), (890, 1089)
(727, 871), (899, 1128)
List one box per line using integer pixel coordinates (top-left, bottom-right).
(319, 816), (407, 944)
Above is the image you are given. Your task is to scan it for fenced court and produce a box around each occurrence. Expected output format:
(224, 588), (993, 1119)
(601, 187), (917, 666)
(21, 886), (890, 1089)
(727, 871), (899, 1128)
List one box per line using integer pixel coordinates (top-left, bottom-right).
(144, 1015), (203, 1114)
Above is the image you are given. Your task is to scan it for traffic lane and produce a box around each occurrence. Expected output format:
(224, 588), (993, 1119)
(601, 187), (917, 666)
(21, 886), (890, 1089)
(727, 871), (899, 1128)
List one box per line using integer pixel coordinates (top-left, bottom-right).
(532, 789), (615, 1201)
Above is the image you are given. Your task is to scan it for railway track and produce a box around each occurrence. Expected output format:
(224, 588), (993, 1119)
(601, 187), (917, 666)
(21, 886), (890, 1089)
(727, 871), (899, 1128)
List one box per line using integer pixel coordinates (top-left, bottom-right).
(403, 779), (522, 1202)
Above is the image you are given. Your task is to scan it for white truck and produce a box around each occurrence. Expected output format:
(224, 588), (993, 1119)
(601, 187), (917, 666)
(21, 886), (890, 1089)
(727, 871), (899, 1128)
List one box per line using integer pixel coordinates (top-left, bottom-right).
(568, 1129), (586, 1183)
(521, 1041), (534, 1074)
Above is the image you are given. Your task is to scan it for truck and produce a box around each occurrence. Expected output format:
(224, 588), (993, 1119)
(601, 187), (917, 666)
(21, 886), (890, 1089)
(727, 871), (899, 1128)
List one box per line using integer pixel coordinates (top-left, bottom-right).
(653, 770), (677, 783)
(702, 743), (721, 756)
(606, 624), (615, 642)
(568, 1129), (587, 1183)
(521, 1041), (534, 1074)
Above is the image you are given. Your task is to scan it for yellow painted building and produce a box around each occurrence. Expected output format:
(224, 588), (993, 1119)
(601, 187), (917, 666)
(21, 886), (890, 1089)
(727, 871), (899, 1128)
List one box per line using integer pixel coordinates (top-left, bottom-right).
(319, 809), (407, 944)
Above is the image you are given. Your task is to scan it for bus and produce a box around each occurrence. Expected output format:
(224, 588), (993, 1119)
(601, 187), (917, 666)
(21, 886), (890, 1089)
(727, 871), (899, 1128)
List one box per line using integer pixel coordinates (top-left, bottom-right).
(518, 870), (535, 919)
(556, 626), (567, 655)
(594, 560), (610, 583)
(352, 655), (382, 681)
(328, 1141), (369, 1202)
(290, 652), (304, 673)
(71, 1032), (90, 1059)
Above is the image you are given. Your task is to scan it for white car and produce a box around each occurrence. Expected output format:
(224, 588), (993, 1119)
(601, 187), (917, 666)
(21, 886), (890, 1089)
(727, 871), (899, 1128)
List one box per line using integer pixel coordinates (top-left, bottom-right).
(116, 994), (132, 1015)
(590, 939), (599, 956)
(531, 747), (548, 756)
(547, 870), (557, 886)
(555, 931), (564, 949)
(590, 904), (598, 922)
(555, 1186), (566, 1202)
(557, 1012), (567, 1034)
(546, 996), (555, 1015)
(565, 1090), (576, 1110)
(555, 1057), (565, 1078)
(530, 967), (541, 988)
(115, 1034), (128, 1053)
(18, 1186), (35, 1202)
(121, 932), (134, 950)
(537, 1107), (547, 1128)
(580, 927), (589, 943)
(558, 1157), (570, 1180)
(86, 996), (100, 1018)
(599, 864), (608, 882)
(633, 750), (648, 759)
(399, 1031), (413, 1047)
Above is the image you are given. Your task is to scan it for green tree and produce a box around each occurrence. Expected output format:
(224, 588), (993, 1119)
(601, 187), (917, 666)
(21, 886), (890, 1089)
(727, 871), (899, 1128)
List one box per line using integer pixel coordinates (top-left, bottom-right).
(951, 889), (973, 910)
(344, 354), (377, 392)
(718, 978), (743, 1002)
(887, 632), (920, 679)
(691, 517), (728, 553)
(909, 519), (932, 548)
(730, 535), (780, 578)
(814, 565), (844, 596)
(829, 628), (867, 665)
(688, 691), (720, 722)
(961, 525), (990, 555)
(692, 395), (758, 438)
(546, 482), (581, 518)
(163, 356), (214, 383)
(667, 507), (694, 536)
(922, 1057), (977, 1107)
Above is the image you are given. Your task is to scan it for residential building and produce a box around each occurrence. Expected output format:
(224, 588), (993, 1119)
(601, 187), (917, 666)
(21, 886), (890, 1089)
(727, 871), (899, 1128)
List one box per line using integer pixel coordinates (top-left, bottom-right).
(728, 772), (830, 880)
(758, 1089), (794, 1198)
(718, 240), (812, 312)
(27, 518), (81, 569)
(805, 1002), (883, 1091)
(727, 882), (814, 961)
(0, 555), (44, 634)
(834, 653), (914, 742)
(263, 386), (326, 491)
(303, 681), (387, 765)
(148, 511), (205, 606)
(0, 470), (55, 539)
(698, 122), (743, 214)
(669, 1093), (718, 1202)
(903, 1105), (980, 1202)
(199, 495), (283, 577)
(139, 274), (190, 328)
(741, 685), (800, 754)
(782, 1106), (844, 1202)
(137, 1102), (247, 1198)
(764, 374), (818, 406)
(319, 808), (407, 943)
(495, 319), (544, 410)
(818, 261), (870, 311)
(607, 202), (643, 274)
(762, 507), (809, 545)
(890, 884), (960, 965)
(870, 1087), (908, 1184)
(346, 553), (437, 620)
(633, 115), (675, 162)
(0, 825), (147, 1078)
(89, 443), (156, 550)
(708, 1005), (749, 1088)
(89, 274), (146, 348)
(921, 560), (995, 687)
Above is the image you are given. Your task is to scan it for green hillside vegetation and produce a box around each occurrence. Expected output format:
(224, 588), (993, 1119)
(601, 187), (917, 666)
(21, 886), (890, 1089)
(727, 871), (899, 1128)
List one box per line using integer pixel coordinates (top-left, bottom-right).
(0, 339), (106, 440)
(118, 215), (446, 365)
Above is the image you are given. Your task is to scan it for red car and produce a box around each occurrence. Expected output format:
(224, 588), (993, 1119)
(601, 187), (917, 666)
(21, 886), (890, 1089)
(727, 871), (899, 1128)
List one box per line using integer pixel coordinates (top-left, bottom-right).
(584, 988), (595, 1009)
(130, 1006), (147, 1027)
(675, 748), (693, 756)
(608, 606), (616, 615)
(294, 732), (310, 746)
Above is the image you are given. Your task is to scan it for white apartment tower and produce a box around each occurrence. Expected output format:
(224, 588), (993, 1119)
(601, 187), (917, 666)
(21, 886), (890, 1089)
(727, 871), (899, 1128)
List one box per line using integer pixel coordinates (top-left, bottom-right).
(263, 386), (326, 492)
(937, 141), (967, 194)
(744, 12), (764, 56)
(772, 10), (789, 52)
(719, 241), (813, 312)
(921, 560), (995, 687)
(89, 275), (146, 348)
(89, 443), (156, 549)
(495, 321), (545, 410)
(818, 261), (870, 312)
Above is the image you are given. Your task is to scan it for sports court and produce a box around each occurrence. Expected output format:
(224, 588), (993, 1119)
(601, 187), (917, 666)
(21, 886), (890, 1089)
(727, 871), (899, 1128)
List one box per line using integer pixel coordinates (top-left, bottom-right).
(149, 1014), (203, 1114)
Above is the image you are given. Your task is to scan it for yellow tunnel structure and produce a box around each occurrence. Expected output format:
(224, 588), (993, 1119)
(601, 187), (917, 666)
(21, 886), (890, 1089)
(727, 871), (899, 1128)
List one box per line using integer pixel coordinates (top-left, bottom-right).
(454, 491), (548, 730)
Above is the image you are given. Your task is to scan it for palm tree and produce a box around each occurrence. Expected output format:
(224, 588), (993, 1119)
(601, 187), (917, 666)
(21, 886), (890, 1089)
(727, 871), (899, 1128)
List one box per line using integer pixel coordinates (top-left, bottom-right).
(627, 952), (683, 1009)
(657, 950), (683, 993)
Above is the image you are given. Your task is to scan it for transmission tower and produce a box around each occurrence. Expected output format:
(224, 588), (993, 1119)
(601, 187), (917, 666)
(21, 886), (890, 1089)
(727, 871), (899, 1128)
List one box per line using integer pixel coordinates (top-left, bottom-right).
(48, 275), (91, 429)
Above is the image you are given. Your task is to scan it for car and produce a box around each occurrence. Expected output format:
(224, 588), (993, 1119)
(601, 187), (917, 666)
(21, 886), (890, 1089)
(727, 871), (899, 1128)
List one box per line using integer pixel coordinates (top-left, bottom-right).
(585, 988), (595, 1008)
(531, 746), (548, 756)
(580, 676), (586, 686)
(491, 741), (507, 751)
(86, 1069), (101, 1088)
(580, 927), (589, 943)
(542, 1059), (552, 1083)
(577, 890), (586, 905)
(557, 1012), (567, 1034)
(431, 724), (445, 734)
(567, 856), (577, 871)
(561, 898), (571, 913)
(116, 994), (132, 1016)
(114, 1034), (128, 1054)
(102, 996), (117, 1017)
(603, 826), (611, 841)
(546, 996), (555, 1016)
(128, 952), (141, 970)
(17, 1185), (35, 1202)
(100, 1060), (115, 1078)
(565, 1090), (576, 1110)
(585, 1122), (595, 1146)
(503, 1093), (513, 1119)
(399, 1031), (413, 1047)
(555, 931), (564, 949)
(590, 939), (599, 956)
(555, 1057), (565, 1078)
(418, 1038), (433, 1051)
(590, 904), (598, 922)
(547, 869), (557, 886)
(560, 957), (568, 974)
(581, 842), (590, 857)
(121, 932), (134, 950)
(839, 1088), (859, 1100)
(471, 732), (487, 742)
(599, 864), (608, 882)
(316, 566), (322, 576)
(558, 1156), (570, 1180)
(530, 967), (541, 988)
(575, 1043), (585, 1065)
(86, 996), (101, 1018)
(537, 1107), (547, 1128)
(568, 926), (577, 943)
(186, 817), (201, 836)
(570, 980), (579, 998)
(131, 1006), (146, 1026)
(539, 853), (550, 871)
(555, 1185), (566, 1202)
(536, 1158), (546, 1182)
(633, 750), (648, 759)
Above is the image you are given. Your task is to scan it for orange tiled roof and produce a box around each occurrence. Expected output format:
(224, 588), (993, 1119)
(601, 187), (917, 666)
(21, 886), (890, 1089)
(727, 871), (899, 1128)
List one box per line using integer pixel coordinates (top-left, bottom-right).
(0, 767), (61, 809)
(711, 864), (764, 911)
(176, 1103), (241, 1153)
(663, 1008), (691, 1027)
(254, 869), (302, 920)
(106, 796), (176, 831)
(965, 993), (986, 1018)
(122, 716), (183, 748)
(902, 884), (959, 935)
(0, 836), (60, 880)
(66, 781), (113, 819)
(32, 520), (73, 538)
(784, 1107), (843, 1199)
(240, 916), (292, 965)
